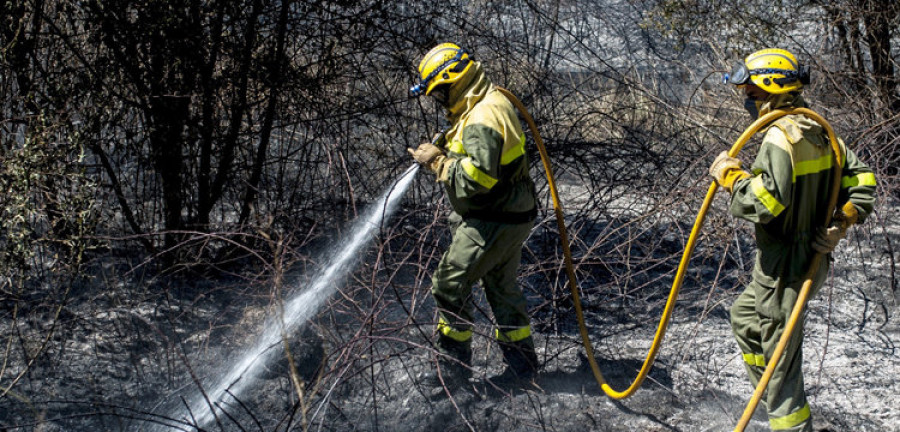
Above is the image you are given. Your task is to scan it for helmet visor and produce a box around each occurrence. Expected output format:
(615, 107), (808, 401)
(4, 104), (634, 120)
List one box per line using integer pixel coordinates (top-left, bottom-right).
(724, 62), (750, 86)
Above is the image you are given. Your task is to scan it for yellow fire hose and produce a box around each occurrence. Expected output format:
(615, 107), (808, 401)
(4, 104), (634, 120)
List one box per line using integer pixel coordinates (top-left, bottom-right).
(497, 88), (843, 412)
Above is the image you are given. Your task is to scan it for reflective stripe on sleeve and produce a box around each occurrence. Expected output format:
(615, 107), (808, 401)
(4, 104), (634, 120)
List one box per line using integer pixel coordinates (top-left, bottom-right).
(841, 172), (877, 188)
(495, 326), (532, 343)
(769, 403), (810, 430)
(750, 176), (785, 217)
(438, 316), (472, 342)
(460, 158), (498, 189)
(500, 134), (526, 165)
(447, 139), (466, 155)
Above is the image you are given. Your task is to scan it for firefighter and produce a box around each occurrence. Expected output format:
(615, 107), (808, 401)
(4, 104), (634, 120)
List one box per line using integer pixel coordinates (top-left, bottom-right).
(712, 48), (877, 431)
(408, 43), (539, 388)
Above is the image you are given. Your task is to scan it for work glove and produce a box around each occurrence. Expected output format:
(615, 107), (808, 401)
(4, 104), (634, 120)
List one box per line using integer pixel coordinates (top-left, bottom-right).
(811, 201), (859, 254)
(812, 225), (845, 255)
(709, 151), (750, 193)
(407, 142), (448, 179)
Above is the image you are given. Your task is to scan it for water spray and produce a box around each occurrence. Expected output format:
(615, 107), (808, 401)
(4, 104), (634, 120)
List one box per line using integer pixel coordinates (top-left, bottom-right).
(156, 163), (420, 431)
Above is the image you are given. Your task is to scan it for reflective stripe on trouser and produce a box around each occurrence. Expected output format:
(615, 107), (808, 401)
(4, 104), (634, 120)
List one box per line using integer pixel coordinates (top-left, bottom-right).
(431, 216), (534, 353)
(730, 262), (827, 432)
(496, 325), (532, 343)
(438, 315), (472, 342)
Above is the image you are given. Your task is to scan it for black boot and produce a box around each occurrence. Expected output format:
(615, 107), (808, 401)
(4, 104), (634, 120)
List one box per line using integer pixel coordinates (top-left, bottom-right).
(491, 338), (538, 387)
(420, 358), (472, 390)
(419, 335), (472, 393)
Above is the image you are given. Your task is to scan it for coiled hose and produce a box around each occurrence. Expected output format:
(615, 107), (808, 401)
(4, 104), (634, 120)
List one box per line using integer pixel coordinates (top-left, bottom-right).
(496, 87), (842, 412)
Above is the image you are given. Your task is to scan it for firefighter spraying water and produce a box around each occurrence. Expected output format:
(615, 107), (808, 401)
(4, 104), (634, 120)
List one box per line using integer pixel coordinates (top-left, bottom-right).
(408, 43), (541, 391)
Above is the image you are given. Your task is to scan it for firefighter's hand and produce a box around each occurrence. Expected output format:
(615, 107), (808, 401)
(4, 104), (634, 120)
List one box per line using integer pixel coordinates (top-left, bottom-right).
(407, 143), (447, 175)
(812, 223), (846, 255)
(408, 142), (442, 166)
(709, 151), (749, 192)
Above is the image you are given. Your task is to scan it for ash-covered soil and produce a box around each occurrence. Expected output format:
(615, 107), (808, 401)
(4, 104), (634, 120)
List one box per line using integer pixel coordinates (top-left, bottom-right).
(2, 204), (898, 432)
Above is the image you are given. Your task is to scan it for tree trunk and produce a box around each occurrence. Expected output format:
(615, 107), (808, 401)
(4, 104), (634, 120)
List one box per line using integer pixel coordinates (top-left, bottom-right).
(198, 0), (263, 229)
(239, 0), (291, 227)
(861, 0), (900, 114)
(149, 95), (190, 254)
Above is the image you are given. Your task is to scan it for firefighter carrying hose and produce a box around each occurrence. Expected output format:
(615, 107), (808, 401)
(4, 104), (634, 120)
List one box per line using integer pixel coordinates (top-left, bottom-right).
(407, 43), (540, 390)
(711, 48), (877, 431)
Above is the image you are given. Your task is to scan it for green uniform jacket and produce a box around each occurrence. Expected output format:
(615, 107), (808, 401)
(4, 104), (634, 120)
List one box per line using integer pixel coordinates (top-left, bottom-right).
(438, 62), (537, 222)
(729, 94), (877, 286)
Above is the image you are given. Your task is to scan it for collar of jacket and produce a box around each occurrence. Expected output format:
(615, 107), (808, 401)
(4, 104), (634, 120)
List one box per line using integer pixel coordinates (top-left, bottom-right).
(758, 92), (828, 144)
(757, 92), (808, 117)
(445, 61), (492, 121)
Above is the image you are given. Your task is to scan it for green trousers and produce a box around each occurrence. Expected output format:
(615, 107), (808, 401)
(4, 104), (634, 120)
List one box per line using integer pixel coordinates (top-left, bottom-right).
(431, 214), (534, 360)
(730, 259), (828, 432)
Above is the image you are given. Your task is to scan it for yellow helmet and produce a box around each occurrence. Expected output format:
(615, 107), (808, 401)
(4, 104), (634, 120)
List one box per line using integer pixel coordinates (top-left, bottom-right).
(409, 43), (473, 97)
(724, 48), (810, 94)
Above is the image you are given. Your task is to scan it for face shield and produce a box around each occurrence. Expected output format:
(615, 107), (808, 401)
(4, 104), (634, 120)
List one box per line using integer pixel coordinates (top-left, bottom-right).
(723, 63), (811, 88)
(723, 62), (751, 86)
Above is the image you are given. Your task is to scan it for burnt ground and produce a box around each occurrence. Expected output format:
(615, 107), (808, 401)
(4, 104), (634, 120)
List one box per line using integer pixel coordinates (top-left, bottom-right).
(1, 203), (898, 432)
